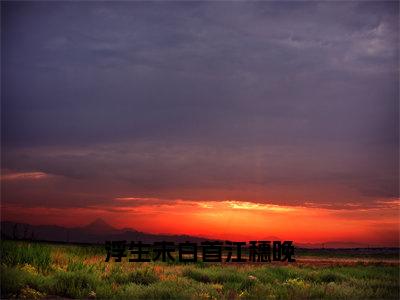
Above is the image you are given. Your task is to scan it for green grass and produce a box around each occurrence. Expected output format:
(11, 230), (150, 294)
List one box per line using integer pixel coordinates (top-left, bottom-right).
(106, 264), (159, 285)
(0, 240), (399, 299)
(1, 240), (52, 272)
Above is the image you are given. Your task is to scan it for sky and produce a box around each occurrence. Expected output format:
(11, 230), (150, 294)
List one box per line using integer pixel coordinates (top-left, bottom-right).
(1, 1), (399, 246)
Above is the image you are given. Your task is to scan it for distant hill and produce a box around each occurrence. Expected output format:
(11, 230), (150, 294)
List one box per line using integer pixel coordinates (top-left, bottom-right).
(0, 219), (389, 249)
(295, 241), (370, 249)
(0, 219), (209, 244)
(81, 218), (119, 235)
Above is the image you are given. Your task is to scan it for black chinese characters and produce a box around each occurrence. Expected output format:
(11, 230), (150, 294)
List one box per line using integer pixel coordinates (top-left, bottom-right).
(105, 240), (295, 263)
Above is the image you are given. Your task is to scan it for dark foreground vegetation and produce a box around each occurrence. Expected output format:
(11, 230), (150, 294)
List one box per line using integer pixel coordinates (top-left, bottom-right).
(0, 240), (399, 299)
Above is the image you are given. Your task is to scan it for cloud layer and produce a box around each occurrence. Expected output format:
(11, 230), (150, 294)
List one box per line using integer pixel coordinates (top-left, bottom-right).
(1, 1), (398, 213)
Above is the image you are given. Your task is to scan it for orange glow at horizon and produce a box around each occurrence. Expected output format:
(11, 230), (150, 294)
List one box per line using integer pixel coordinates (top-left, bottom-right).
(2, 198), (399, 246)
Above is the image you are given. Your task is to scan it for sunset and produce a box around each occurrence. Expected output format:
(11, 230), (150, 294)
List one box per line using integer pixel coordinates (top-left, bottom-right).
(2, 190), (399, 246)
(1, 1), (399, 299)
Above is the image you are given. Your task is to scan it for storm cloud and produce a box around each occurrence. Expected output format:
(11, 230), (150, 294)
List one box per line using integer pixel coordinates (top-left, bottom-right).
(1, 1), (398, 210)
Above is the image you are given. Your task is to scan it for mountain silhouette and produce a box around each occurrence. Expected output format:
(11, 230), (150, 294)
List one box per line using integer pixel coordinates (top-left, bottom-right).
(0, 220), (209, 245)
(1, 220), (393, 248)
(82, 218), (118, 235)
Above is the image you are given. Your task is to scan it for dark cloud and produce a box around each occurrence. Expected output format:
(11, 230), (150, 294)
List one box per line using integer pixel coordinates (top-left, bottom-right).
(1, 1), (398, 209)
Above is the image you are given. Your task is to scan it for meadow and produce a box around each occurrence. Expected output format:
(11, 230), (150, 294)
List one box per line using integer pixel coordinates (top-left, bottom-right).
(0, 240), (399, 299)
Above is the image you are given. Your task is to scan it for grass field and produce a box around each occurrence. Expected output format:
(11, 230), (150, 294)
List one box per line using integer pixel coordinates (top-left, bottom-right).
(0, 240), (399, 299)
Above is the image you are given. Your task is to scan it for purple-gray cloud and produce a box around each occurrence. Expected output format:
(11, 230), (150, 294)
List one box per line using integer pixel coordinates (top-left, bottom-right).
(1, 1), (398, 209)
